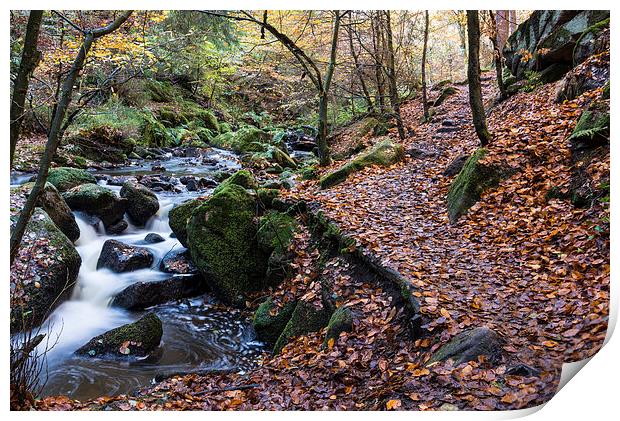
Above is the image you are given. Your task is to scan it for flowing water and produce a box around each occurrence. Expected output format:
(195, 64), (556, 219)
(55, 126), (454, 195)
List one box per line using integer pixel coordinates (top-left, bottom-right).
(16, 150), (265, 401)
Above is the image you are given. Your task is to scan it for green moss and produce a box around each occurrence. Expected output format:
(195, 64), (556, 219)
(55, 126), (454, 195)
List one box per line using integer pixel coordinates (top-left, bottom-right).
(253, 298), (297, 346)
(433, 86), (457, 107)
(273, 301), (332, 354)
(186, 184), (267, 304)
(169, 198), (203, 247)
(299, 165), (318, 180)
(602, 82), (610, 100)
(210, 126), (272, 153)
(145, 80), (179, 103)
(569, 99), (609, 146)
(75, 312), (163, 358)
(47, 167), (97, 192)
(257, 188), (280, 208)
(322, 307), (353, 347)
(140, 113), (174, 147)
(320, 139), (405, 189)
(257, 211), (298, 255)
(214, 169), (258, 193)
(446, 148), (504, 223)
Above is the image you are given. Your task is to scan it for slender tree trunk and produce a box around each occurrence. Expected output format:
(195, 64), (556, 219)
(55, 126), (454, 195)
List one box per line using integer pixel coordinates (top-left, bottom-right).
(383, 11), (405, 140)
(508, 10), (517, 34)
(347, 16), (374, 113)
(466, 10), (491, 146)
(316, 11), (341, 166)
(489, 11), (507, 99)
(421, 11), (430, 121)
(10, 11), (133, 266)
(10, 10), (44, 168)
(371, 13), (386, 114)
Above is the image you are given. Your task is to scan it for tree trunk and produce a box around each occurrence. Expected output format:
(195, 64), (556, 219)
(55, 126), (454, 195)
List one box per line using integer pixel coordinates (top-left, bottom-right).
(383, 11), (405, 140)
(347, 15), (374, 113)
(10, 11), (133, 266)
(371, 13), (386, 114)
(421, 11), (430, 121)
(466, 10), (491, 146)
(495, 10), (509, 50)
(10, 10), (44, 168)
(508, 10), (517, 34)
(489, 11), (507, 99)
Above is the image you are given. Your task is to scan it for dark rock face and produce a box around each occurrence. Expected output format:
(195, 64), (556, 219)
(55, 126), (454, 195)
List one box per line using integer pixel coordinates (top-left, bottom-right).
(120, 181), (160, 226)
(62, 183), (127, 230)
(106, 220), (128, 235)
(96, 239), (154, 273)
(443, 154), (469, 177)
(10, 209), (82, 333)
(427, 327), (504, 366)
(504, 10), (610, 80)
(159, 249), (198, 275)
(144, 233), (166, 244)
(75, 312), (163, 359)
(111, 276), (207, 310)
(253, 298), (297, 347)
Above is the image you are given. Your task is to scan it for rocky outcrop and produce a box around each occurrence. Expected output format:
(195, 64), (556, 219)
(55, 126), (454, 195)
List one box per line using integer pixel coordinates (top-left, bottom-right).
(446, 149), (505, 223)
(75, 312), (163, 359)
(47, 167), (97, 192)
(96, 239), (154, 272)
(253, 298), (298, 346)
(427, 327), (503, 366)
(10, 209), (81, 333)
(111, 276), (206, 310)
(320, 139), (405, 189)
(568, 97), (609, 150)
(16, 182), (80, 242)
(273, 301), (333, 354)
(62, 183), (127, 231)
(257, 211), (299, 286)
(120, 181), (160, 226)
(504, 10), (610, 80)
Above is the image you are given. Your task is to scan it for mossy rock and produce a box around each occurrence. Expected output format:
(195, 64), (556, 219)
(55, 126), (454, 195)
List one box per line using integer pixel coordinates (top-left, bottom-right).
(433, 86), (457, 107)
(273, 301), (333, 354)
(257, 211), (298, 255)
(320, 138), (405, 189)
(299, 165), (318, 180)
(568, 98), (609, 149)
(140, 113), (173, 148)
(120, 181), (160, 226)
(322, 307), (353, 348)
(253, 298), (297, 346)
(16, 182), (80, 242)
(247, 146), (297, 170)
(186, 184), (268, 305)
(62, 183), (127, 229)
(214, 169), (258, 193)
(427, 327), (503, 366)
(446, 149), (505, 223)
(168, 198), (203, 248)
(10, 209), (81, 333)
(75, 312), (163, 359)
(47, 167), (97, 192)
(210, 126), (272, 153)
(145, 79), (178, 103)
(257, 188), (280, 209)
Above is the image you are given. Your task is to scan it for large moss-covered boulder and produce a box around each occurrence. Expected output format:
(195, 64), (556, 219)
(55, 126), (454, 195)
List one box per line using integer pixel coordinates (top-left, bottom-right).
(186, 184), (269, 304)
(257, 211), (299, 286)
(168, 198), (203, 247)
(16, 182), (80, 242)
(210, 126), (272, 153)
(320, 138), (405, 189)
(273, 301), (333, 354)
(244, 146), (298, 171)
(447, 149), (504, 223)
(47, 167), (97, 192)
(10, 209), (81, 333)
(427, 327), (503, 366)
(62, 183), (127, 230)
(214, 169), (258, 193)
(253, 298), (297, 346)
(568, 98), (609, 150)
(75, 312), (163, 359)
(120, 181), (159, 226)
(504, 10), (610, 80)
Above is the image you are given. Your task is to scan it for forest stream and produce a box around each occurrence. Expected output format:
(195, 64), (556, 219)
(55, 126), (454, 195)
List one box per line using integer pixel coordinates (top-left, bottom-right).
(13, 149), (265, 401)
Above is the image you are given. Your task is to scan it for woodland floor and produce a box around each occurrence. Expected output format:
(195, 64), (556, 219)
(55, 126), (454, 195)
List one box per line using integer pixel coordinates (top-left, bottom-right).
(38, 75), (609, 411)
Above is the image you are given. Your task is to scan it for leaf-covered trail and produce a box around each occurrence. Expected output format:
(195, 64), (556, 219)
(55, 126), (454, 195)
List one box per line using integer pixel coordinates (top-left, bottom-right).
(288, 76), (609, 367)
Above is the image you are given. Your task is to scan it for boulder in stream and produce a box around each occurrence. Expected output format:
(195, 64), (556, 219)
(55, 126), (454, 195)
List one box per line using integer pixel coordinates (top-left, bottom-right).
(111, 275), (207, 310)
(144, 233), (166, 243)
(62, 183), (127, 231)
(160, 248), (198, 275)
(120, 181), (160, 226)
(47, 167), (97, 192)
(97, 239), (154, 272)
(75, 312), (163, 359)
(168, 198), (204, 247)
(10, 209), (82, 333)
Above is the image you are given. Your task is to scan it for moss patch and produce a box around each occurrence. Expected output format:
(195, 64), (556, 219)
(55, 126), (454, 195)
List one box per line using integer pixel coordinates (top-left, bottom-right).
(253, 298), (297, 346)
(273, 301), (333, 354)
(168, 198), (203, 248)
(210, 126), (272, 153)
(47, 167), (97, 192)
(323, 306), (353, 348)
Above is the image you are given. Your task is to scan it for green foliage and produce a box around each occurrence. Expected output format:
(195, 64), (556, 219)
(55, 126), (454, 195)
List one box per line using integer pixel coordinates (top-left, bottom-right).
(521, 71), (543, 93)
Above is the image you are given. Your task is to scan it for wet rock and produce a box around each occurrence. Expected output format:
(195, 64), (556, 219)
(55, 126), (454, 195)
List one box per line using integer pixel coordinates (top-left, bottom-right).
(427, 327), (503, 366)
(106, 219), (128, 235)
(62, 183), (127, 229)
(105, 176), (133, 187)
(47, 167), (97, 192)
(10, 209), (81, 333)
(159, 248), (198, 275)
(443, 154), (469, 177)
(215, 169), (258, 192)
(120, 181), (160, 226)
(75, 312), (163, 359)
(111, 276), (206, 310)
(97, 239), (154, 272)
(185, 178), (198, 191)
(144, 233), (166, 244)
(151, 164), (165, 172)
(199, 177), (218, 188)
